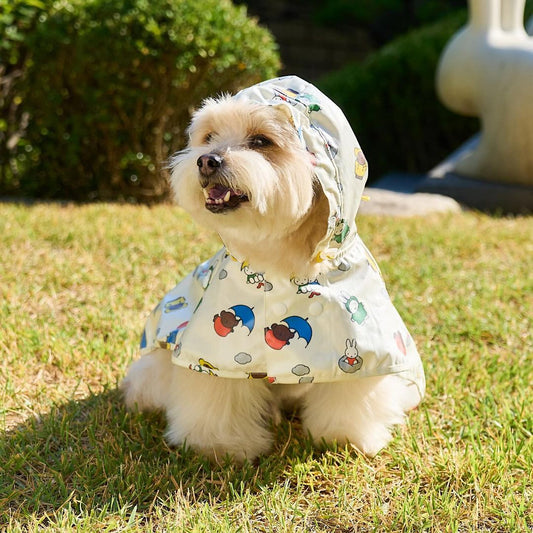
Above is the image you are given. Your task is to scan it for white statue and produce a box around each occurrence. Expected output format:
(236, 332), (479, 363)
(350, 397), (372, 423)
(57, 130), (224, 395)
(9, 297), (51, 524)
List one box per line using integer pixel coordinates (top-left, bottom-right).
(436, 0), (533, 186)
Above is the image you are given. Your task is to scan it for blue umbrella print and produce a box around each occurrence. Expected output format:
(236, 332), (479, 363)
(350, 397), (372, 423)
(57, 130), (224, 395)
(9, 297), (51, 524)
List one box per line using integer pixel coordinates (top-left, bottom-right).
(282, 316), (312, 347)
(230, 305), (255, 334)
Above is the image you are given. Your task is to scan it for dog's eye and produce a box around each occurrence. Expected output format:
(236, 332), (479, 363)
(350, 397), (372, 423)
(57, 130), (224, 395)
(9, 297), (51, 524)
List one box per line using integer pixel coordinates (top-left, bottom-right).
(248, 135), (273, 149)
(203, 132), (214, 144)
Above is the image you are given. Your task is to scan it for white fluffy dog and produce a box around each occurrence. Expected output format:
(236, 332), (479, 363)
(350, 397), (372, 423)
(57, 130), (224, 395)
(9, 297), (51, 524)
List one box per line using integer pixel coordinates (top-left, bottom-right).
(121, 76), (425, 462)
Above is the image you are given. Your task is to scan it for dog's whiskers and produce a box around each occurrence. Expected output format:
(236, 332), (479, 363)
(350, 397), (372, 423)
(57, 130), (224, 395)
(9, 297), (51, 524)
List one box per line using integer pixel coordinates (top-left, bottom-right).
(167, 148), (192, 170)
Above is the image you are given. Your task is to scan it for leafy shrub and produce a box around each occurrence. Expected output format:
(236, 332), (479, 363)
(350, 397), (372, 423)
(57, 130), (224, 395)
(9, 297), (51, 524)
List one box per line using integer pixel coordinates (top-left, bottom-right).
(318, 10), (480, 183)
(0, 0), (280, 202)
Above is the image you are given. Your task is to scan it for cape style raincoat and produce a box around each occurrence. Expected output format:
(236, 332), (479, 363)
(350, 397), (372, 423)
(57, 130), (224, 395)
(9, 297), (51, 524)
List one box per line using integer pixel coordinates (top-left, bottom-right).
(139, 76), (426, 402)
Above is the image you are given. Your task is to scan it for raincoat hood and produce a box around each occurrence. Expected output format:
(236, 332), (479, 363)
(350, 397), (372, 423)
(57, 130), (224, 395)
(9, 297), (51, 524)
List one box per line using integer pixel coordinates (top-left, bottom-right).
(233, 76), (368, 266)
(138, 77), (425, 402)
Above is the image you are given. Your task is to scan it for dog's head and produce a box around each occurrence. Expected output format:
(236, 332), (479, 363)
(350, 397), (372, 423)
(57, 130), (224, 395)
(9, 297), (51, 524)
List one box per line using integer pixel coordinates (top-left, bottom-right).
(170, 76), (368, 274)
(170, 97), (316, 239)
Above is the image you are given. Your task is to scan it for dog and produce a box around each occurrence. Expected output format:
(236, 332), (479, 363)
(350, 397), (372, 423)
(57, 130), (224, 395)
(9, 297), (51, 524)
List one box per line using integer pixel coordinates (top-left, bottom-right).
(121, 76), (425, 462)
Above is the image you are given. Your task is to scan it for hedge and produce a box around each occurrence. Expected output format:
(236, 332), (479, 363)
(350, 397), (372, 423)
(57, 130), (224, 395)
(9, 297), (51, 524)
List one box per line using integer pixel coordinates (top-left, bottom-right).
(0, 0), (280, 202)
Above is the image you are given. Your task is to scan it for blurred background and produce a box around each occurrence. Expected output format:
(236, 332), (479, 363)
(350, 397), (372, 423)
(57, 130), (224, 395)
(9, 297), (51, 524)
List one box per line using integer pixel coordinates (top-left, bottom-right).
(1, 0), (531, 203)
(236, 0), (465, 81)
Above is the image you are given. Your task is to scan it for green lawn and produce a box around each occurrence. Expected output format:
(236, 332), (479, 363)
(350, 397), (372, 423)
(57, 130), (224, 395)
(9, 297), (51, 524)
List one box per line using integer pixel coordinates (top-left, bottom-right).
(0, 203), (531, 532)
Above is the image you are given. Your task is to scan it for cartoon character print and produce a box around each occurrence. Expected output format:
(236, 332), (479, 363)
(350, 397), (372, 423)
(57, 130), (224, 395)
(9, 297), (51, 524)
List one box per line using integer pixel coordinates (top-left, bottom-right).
(292, 364), (314, 383)
(213, 305), (255, 337)
(273, 87), (321, 114)
(338, 338), (363, 373)
(247, 372), (276, 383)
(240, 261), (273, 291)
(213, 310), (239, 337)
(354, 147), (368, 180)
(241, 262), (264, 287)
(264, 323), (295, 350)
(333, 218), (350, 244)
(294, 93), (321, 113)
(164, 296), (188, 313)
(341, 293), (367, 325)
(190, 358), (218, 376)
(291, 276), (321, 298)
(158, 321), (189, 349)
(234, 352), (252, 365)
(265, 316), (313, 350)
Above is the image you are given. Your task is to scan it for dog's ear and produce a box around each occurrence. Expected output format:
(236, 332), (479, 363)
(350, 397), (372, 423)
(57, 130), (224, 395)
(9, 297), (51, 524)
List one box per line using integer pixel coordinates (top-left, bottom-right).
(271, 103), (295, 125)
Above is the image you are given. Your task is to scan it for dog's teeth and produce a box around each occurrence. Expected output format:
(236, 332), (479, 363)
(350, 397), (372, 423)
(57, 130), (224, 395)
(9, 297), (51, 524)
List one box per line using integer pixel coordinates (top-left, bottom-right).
(202, 188), (209, 199)
(223, 191), (231, 203)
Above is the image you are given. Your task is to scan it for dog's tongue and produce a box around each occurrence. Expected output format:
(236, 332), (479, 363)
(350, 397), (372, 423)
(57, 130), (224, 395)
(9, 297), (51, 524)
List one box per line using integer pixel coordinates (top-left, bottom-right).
(207, 183), (231, 201)
(203, 183), (248, 212)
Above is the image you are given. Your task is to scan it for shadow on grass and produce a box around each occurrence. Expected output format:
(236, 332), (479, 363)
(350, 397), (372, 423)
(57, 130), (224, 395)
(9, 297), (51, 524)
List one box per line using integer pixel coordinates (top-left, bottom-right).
(0, 388), (316, 522)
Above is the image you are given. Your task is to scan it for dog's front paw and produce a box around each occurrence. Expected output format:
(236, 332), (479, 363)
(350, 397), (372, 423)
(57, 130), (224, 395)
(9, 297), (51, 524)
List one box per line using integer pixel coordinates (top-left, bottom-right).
(121, 349), (174, 412)
(163, 371), (276, 462)
(120, 367), (148, 412)
(301, 377), (408, 457)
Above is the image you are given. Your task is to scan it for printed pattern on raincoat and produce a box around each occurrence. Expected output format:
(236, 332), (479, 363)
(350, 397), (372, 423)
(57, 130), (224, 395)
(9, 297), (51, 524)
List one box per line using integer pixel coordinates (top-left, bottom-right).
(140, 76), (426, 402)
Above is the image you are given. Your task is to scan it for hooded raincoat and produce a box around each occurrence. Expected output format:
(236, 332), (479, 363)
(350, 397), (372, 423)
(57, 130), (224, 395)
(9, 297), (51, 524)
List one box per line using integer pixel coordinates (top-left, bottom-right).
(140, 76), (425, 402)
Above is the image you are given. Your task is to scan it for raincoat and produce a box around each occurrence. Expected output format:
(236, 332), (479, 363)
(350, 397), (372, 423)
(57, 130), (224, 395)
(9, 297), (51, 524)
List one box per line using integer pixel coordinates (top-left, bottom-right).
(140, 76), (425, 402)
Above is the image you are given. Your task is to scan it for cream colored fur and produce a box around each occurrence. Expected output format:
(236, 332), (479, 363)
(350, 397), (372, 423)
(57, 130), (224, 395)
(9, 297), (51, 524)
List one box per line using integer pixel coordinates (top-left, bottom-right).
(170, 98), (329, 277)
(122, 98), (413, 462)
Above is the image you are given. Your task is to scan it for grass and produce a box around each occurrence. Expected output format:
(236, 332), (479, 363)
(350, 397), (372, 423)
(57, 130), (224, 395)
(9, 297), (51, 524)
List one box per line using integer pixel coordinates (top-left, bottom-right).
(0, 202), (531, 532)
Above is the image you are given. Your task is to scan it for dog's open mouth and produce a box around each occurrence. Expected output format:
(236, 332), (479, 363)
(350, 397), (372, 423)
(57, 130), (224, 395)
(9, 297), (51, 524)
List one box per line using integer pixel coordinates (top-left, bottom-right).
(202, 183), (249, 213)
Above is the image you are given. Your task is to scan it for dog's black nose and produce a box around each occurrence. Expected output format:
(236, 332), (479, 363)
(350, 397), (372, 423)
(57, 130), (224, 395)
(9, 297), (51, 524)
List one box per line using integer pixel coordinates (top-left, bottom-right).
(197, 153), (223, 177)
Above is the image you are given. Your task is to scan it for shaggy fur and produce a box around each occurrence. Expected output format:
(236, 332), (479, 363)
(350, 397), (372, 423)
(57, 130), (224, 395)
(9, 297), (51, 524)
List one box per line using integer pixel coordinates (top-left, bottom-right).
(121, 97), (414, 461)
(170, 99), (330, 276)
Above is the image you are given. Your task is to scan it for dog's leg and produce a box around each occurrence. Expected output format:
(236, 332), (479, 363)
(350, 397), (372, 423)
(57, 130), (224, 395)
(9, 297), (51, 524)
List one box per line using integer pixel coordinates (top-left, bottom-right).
(164, 368), (276, 462)
(121, 348), (175, 412)
(300, 376), (410, 457)
(122, 351), (276, 461)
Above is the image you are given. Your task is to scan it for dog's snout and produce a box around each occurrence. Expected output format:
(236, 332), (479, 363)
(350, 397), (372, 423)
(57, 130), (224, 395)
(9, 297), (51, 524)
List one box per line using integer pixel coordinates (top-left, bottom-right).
(197, 153), (223, 177)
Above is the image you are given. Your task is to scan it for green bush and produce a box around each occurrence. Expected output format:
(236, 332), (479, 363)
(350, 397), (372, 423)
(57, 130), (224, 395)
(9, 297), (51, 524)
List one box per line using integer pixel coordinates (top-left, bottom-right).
(0, 0), (280, 202)
(312, 0), (465, 45)
(318, 10), (479, 183)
